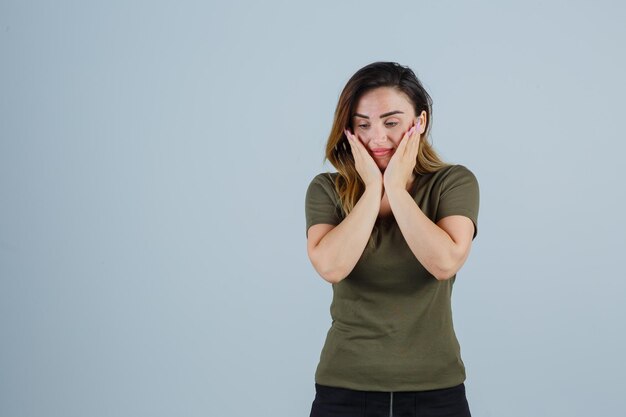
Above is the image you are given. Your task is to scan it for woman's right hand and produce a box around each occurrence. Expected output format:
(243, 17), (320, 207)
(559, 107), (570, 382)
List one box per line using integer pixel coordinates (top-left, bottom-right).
(344, 129), (383, 190)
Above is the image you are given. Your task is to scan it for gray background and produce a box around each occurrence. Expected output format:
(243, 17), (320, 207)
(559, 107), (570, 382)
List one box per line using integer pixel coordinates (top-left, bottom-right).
(2, 1), (625, 416)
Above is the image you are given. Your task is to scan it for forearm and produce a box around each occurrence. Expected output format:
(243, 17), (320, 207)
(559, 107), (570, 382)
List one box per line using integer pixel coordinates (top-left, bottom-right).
(312, 185), (382, 284)
(386, 186), (456, 280)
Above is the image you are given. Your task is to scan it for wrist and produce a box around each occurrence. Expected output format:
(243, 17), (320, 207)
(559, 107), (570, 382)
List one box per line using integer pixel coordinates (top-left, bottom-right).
(365, 181), (383, 192)
(383, 178), (404, 193)
(384, 172), (416, 193)
(364, 182), (384, 198)
(385, 185), (407, 199)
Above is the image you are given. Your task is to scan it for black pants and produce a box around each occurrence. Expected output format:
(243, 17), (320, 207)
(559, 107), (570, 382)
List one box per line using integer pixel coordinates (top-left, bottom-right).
(309, 382), (471, 417)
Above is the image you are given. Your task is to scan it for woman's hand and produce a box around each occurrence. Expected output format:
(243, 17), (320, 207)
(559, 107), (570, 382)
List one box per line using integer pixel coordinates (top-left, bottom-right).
(344, 129), (383, 190)
(383, 120), (421, 191)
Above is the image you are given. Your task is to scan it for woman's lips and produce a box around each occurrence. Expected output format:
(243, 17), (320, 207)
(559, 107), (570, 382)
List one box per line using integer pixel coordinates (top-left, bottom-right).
(372, 148), (392, 157)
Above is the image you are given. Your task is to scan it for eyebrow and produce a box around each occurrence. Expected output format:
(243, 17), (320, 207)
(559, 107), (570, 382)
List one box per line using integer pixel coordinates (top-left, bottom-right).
(352, 110), (404, 119)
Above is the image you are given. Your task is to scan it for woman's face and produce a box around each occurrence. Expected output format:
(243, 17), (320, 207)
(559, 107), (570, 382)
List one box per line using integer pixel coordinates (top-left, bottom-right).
(352, 87), (425, 171)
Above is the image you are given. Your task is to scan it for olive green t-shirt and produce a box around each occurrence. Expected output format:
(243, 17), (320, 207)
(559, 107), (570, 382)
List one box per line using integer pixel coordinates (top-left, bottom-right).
(304, 164), (479, 392)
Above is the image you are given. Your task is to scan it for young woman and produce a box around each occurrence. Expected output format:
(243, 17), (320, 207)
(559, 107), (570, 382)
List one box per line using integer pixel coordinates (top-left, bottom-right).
(305, 62), (479, 417)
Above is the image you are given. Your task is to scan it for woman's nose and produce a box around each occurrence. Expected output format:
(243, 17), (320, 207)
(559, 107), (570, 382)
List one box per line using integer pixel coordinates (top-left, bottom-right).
(370, 125), (389, 144)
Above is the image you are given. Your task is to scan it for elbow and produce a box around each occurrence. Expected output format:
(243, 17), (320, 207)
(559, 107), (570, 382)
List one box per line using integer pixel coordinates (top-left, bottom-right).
(434, 270), (456, 281)
(308, 251), (349, 284)
(432, 260), (458, 281)
(320, 270), (347, 284)
(316, 264), (350, 284)
(432, 245), (467, 280)
(308, 244), (352, 284)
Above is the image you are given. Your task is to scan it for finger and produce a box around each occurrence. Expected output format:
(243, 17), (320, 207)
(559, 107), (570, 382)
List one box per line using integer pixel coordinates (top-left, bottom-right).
(345, 130), (357, 150)
(397, 125), (415, 156)
(409, 122), (420, 153)
(409, 134), (420, 161)
(345, 133), (358, 158)
(409, 123), (422, 163)
(413, 119), (422, 142)
(407, 120), (419, 141)
(347, 130), (369, 157)
(346, 131), (367, 166)
(345, 129), (358, 146)
(406, 129), (419, 159)
(344, 129), (356, 147)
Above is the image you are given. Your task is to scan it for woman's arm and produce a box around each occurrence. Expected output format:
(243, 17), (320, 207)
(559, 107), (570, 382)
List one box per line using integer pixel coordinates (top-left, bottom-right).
(386, 186), (474, 280)
(306, 127), (385, 285)
(381, 122), (476, 280)
(307, 183), (382, 284)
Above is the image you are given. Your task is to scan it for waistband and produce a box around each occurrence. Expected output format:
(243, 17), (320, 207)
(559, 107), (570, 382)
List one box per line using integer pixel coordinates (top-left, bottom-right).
(314, 382), (465, 400)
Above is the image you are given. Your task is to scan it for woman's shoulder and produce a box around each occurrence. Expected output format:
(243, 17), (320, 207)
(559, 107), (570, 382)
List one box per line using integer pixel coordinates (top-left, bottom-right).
(435, 163), (474, 175)
(422, 164), (477, 185)
(308, 171), (340, 189)
(306, 171), (341, 198)
(311, 171), (340, 181)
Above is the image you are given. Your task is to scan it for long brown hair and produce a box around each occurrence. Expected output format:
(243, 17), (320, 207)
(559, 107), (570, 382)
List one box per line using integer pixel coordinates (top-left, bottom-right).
(324, 62), (451, 249)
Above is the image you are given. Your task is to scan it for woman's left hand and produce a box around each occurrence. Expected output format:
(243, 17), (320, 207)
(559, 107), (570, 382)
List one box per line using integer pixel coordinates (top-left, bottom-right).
(383, 120), (421, 191)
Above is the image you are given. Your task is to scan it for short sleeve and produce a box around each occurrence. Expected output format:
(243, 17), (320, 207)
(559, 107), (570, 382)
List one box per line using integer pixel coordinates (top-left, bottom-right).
(305, 173), (343, 237)
(435, 165), (480, 240)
